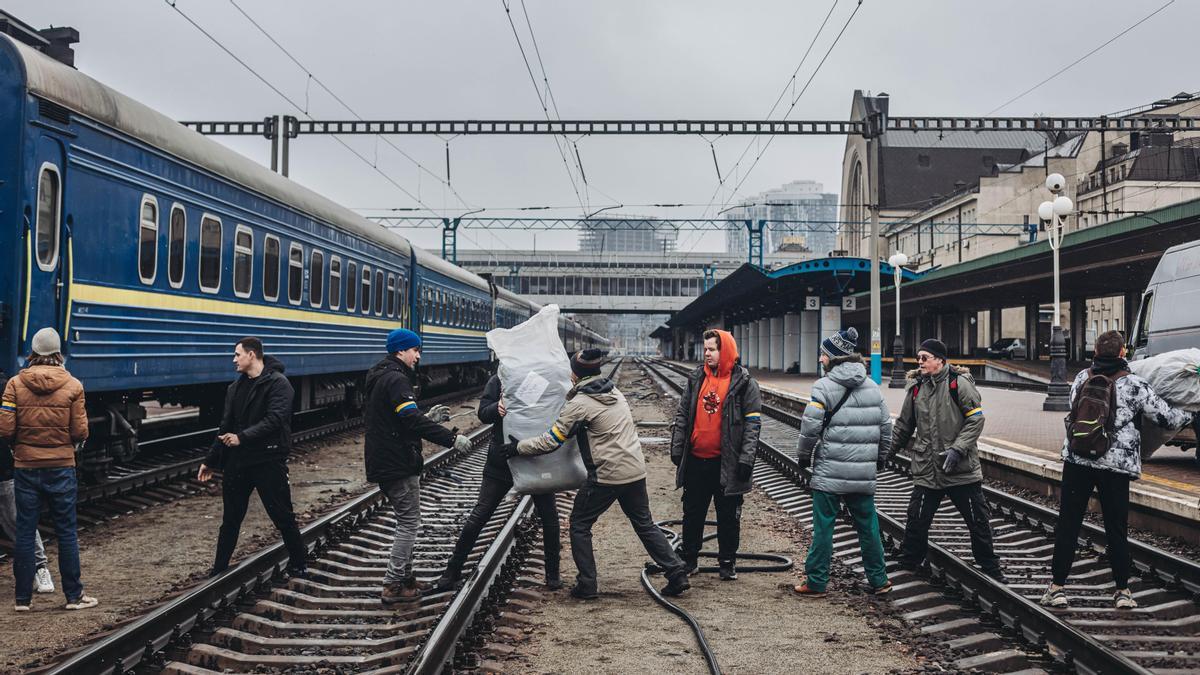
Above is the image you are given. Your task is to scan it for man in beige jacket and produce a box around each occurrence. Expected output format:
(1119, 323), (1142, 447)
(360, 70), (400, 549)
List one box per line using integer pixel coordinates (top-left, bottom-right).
(508, 349), (690, 600)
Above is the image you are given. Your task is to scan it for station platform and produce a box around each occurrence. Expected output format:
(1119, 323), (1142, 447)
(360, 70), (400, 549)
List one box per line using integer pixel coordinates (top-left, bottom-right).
(666, 360), (1200, 542)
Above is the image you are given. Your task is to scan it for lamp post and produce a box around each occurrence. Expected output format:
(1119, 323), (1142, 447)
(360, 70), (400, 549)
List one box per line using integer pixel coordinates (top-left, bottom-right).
(1039, 173), (1072, 411)
(888, 252), (908, 388)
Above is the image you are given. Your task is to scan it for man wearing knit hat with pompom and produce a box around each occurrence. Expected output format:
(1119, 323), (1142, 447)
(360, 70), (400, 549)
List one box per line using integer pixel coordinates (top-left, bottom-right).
(891, 338), (1004, 583)
(364, 328), (473, 604)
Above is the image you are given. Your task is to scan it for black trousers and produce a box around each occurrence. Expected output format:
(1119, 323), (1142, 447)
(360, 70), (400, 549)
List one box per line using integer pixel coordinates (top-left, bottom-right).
(444, 475), (561, 580)
(1051, 461), (1131, 588)
(899, 481), (1001, 574)
(212, 461), (307, 574)
(680, 457), (743, 564)
(569, 478), (684, 592)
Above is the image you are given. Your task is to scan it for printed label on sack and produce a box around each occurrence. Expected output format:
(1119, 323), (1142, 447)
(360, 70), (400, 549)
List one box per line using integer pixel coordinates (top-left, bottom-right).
(512, 370), (551, 407)
(541, 472), (553, 479)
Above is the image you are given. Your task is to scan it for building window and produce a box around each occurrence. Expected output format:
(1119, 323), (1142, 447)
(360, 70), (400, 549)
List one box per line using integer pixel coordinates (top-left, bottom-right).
(374, 269), (385, 315)
(329, 257), (342, 310)
(346, 261), (358, 312)
(361, 266), (371, 314)
(168, 205), (186, 288)
(35, 164), (61, 271)
(233, 226), (253, 298)
(198, 215), (222, 293)
(309, 249), (324, 308)
(263, 235), (281, 301)
(138, 196), (158, 284)
(288, 243), (303, 305)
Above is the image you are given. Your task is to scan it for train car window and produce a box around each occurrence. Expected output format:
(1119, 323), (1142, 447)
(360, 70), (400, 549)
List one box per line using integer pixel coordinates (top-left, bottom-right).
(374, 269), (385, 315)
(346, 261), (358, 312)
(233, 226), (253, 298)
(168, 204), (187, 288)
(329, 257), (342, 310)
(35, 164), (61, 271)
(198, 215), (222, 293)
(398, 276), (408, 324)
(287, 243), (303, 305)
(309, 249), (324, 308)
(263, 235), (281, 301)
(138, 196), (159, 284)
(361, 266), (371, 315)
(386, 274), (396, 318)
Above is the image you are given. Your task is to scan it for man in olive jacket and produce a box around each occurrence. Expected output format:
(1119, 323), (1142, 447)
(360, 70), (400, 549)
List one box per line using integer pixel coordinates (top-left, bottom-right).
(891, 338), (1003, 581)
(669, 329), (761, 580)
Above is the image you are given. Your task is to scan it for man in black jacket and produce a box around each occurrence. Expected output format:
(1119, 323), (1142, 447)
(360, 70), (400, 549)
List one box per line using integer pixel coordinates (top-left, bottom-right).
(198, 338), (307, 577)
(434, 372), (561, 592)
(365, 329), (473, 604)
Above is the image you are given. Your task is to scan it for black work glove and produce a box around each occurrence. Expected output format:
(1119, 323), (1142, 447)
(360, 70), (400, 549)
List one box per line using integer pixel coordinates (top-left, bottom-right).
(1192, 413), (1200, 438)
(942, 447), (964, 474)
(876, 451), (889, 472)
(501, 434), (521, 459)
(797, 450), (812, 471)
(671, 454), (681, 467)
(736, 463), (753, 482)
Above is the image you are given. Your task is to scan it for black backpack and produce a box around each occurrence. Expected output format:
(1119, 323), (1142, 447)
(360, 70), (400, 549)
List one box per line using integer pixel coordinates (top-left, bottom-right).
(1065, 368), (1128, 460)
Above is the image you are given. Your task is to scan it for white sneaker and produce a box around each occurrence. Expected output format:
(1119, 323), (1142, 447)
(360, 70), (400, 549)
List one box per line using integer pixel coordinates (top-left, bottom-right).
(1114, 588), (1138, 609)
(64, 596), (98, 610)
(34, 567), (54, 594)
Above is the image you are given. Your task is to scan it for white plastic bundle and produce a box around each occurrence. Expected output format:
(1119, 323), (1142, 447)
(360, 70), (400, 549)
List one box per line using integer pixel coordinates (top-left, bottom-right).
(486, 305), (587, 494)
(1129, 348), (1200, 456)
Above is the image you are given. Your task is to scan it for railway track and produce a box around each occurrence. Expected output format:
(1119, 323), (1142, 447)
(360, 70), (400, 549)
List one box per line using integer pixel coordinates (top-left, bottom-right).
(641, 358), (1200, 675)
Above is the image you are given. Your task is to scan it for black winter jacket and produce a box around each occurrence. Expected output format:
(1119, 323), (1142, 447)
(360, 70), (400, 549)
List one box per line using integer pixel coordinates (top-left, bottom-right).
(478, 375), (513, 482)
(363, 356), (457, 484)
(204, 356), (294, 471)
(670, 362), (762, 496)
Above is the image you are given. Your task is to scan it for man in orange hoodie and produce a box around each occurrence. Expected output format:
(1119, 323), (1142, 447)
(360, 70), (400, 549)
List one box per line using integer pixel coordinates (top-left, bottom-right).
(670, 329), (762, 580)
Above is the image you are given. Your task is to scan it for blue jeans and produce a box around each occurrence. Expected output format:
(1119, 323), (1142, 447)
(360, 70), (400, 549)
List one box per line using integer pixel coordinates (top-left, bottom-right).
(14, 468), (83, 603)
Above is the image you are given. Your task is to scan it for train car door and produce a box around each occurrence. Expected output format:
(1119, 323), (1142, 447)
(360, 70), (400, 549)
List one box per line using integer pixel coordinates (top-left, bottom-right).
(23, 136), (68, 354)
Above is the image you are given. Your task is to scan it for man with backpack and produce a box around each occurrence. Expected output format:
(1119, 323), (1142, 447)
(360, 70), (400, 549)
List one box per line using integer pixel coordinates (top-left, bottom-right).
(892, 338), (1004, 581)
(792, 327), (893, 598)
(1040, 330), (1198, 610)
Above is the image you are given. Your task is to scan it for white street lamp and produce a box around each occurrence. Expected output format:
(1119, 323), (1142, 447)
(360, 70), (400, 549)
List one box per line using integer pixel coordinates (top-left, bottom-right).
(1039, 175), (1073, 411)
(887, 251), (909, 388)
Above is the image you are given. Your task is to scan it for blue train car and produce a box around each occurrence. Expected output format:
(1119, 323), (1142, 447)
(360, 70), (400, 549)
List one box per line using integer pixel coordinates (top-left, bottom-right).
(412, 250), (492, 387)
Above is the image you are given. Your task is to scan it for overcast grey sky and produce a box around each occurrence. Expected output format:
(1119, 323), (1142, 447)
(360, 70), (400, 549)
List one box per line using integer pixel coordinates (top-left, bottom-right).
(14, 0), (1198, 252)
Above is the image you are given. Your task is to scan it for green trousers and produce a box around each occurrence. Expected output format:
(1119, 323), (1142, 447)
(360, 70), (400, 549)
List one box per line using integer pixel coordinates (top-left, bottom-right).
(805, 489), (889, 592)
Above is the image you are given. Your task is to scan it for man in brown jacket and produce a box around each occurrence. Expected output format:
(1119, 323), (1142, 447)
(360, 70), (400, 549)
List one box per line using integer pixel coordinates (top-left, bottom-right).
(0, 328), (96, 611)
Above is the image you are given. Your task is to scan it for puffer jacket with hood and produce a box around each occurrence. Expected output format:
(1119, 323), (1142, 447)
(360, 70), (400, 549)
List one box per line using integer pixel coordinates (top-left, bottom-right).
(517, 375), (646, 485)
(892, 364), (985, 489)
(669, 330), (762, 497)
(797, 359), (892, 495)
(204, 355), (294, 471)
(363, 355), (457, 484)
(0, 365), (88, 469)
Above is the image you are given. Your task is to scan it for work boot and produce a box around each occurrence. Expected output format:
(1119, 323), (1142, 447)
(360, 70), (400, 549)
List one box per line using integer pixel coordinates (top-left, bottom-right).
(984, 568), (1008, 585)
(661, 570), (691, 597)
(718, 559), (737, 581)
(569, 584), (599, 600)
(381, 577), (428, 604)
(681, 557), (699, 576)
(545, 574), (563, 591)
(433, 569), (461, 593)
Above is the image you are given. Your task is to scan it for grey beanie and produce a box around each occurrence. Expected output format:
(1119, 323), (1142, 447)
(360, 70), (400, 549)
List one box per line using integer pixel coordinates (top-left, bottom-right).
(31, 327), (62, 356)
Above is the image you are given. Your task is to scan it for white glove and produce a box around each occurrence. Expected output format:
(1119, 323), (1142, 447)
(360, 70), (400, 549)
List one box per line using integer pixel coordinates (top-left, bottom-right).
(453, 434), (473, 453)
(425, 404), (451, 423)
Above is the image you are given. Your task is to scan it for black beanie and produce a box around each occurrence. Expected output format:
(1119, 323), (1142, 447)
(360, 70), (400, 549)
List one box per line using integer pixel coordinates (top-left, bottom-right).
(571, 349), (608, 378)
(918, 338), (948, 362)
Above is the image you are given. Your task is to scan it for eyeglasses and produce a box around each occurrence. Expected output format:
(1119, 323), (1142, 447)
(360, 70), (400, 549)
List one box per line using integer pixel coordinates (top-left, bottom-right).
(917, 354), (934, 362)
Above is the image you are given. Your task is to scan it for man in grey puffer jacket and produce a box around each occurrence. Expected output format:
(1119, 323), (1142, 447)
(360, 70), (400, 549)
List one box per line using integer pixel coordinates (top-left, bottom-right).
(792, 327), (892, 598)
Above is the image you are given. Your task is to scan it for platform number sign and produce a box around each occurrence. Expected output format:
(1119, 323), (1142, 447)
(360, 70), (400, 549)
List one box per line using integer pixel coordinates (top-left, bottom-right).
(842, 297), (856, 311)
(804, 296), (820, 311)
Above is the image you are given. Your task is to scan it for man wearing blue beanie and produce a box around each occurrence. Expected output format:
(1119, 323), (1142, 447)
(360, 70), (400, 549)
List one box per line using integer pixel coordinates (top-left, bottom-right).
(364, 328), (472, 604)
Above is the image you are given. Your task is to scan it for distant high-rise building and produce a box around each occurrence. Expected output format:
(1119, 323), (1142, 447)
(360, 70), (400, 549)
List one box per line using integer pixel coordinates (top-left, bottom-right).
(578, 217), (678, 253)
(724, 181), (838, 257)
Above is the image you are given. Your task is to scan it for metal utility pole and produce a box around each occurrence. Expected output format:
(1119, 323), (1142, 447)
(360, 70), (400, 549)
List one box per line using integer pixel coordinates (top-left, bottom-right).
(865, 108), (886, 383)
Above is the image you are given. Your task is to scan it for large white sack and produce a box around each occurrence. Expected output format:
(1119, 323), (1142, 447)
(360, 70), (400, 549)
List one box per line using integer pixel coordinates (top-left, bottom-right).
(486, 305), (587, 494)
(1128, 348), (1200, 456)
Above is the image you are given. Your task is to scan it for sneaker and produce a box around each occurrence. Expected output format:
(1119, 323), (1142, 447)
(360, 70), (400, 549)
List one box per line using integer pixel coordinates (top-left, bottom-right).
(1114, 588), (1138, 610)
(661, 572), (690, 597)
(679, 559), (699, 577)
(1039, 585), (1068, 609)
(13, 602), (30, 612)
(871, 580), (893, 595)
(433, 572), (461, 593)
(718, 560), (737, 581)
(569, 585), (599, 600)
(64, 596), (98, 610)
(984, 568), (1008, 584)
(792, 583), (826, 599)
(34, 567), (54, 594)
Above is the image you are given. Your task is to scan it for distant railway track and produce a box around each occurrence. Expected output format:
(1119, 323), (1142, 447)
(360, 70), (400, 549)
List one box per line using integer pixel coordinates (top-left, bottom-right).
(642, 358), (1200, 674)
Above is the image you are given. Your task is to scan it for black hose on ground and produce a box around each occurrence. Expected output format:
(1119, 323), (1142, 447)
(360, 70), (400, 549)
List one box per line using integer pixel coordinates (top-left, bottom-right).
(640, 519), (793, 675)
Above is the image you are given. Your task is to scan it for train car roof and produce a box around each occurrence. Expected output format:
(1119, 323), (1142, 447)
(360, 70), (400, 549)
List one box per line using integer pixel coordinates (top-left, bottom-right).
(495, 286), (543, 313)
(412, 248), (490, 292)
(4, 35), (413, 258)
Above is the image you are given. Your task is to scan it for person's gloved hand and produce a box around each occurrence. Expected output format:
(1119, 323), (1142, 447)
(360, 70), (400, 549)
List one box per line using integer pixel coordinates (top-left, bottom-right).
(942, 447), (964, 473)
(797, 450), (812, 470)
(502, 434), (522, 459)
(671, 454), (681, 467)
(1191, 413), (1200, 437)
(876, 452), (889, 472)
(453, 434), (473, 453)
(736, 463), (753, 482)
(425, 404), (451, 423)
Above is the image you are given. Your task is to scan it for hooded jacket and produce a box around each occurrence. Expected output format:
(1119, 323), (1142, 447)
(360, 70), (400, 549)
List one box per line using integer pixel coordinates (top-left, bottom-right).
(689, 330), (738, 458)
(517, 375), (646, 486)
(204, 355), (294, 471)
(0, 364), (88, 469)
(670, 332), (762, 497)
(797, 360), (891, 495)
(892, 365), (985, 489)
(363, 355), (457, 484)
